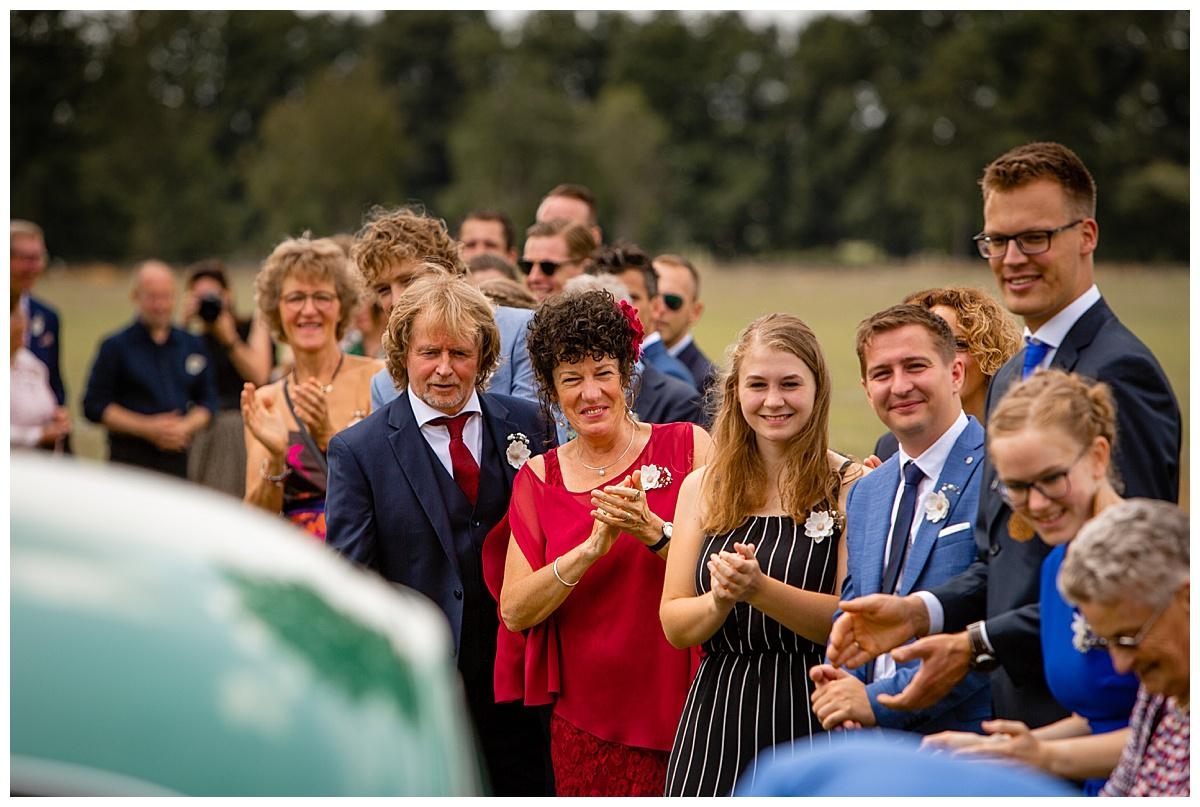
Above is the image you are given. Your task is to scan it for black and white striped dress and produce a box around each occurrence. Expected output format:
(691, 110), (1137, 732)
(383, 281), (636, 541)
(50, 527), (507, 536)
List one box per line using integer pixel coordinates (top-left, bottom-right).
(663, 514), (840, 796)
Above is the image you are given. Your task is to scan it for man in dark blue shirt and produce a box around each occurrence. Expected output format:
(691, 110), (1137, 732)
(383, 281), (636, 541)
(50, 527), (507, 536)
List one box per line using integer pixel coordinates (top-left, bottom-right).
(83, 261), (218, 478)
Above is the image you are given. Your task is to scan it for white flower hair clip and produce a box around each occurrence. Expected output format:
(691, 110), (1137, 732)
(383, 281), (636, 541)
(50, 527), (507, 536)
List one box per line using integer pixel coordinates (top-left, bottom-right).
(506, 433), (531, 469)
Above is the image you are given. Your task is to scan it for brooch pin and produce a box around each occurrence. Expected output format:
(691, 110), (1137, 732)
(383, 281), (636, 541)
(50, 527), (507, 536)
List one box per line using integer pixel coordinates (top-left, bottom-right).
(638, 463), (673, 491)
(506, 433), (531, 469)
(804, 509), (839, 543)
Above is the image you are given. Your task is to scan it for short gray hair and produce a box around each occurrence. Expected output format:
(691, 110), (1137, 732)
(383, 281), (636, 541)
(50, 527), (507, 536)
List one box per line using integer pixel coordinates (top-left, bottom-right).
(1058, 499), (1189, 610)
(563, 272), (631, 304)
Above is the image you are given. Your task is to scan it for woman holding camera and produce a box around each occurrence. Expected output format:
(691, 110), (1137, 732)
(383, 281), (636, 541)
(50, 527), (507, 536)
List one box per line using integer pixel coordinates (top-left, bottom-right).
(184, 259), (275, 496)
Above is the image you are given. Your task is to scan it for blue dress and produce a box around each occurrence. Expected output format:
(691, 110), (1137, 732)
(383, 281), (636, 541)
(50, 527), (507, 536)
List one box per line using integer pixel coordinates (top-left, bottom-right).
(1040, 543), (1139, 795)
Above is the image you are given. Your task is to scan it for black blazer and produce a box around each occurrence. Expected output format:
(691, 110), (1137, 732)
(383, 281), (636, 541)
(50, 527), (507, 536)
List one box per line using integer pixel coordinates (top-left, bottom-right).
(26, 295), (64, 404)
(676, 339), (718, 397)
(634, 361), (706, 427)
(932, 297), (1181, 727)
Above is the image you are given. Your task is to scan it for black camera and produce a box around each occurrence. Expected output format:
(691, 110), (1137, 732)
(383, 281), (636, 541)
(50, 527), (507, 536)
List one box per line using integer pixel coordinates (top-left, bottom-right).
(198, 293), (224, 324)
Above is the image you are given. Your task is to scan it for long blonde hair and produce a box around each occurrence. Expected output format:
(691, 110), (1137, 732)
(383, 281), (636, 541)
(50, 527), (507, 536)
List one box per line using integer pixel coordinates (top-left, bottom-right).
(702, 314), (838, 534)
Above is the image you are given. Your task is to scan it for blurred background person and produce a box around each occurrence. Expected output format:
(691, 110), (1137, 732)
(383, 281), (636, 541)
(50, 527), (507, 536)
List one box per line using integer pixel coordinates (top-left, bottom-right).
(488, 288), (712, 796)
(519, 219), (596, 303)
(653, 253), (717, 396)
(11, 219), (66, 406)
(467, 252), (521, 285)
(341, 298), (387, 359)
(476, 275), (538, 310)
(535, 182), (603, 246)
(11, 286), (71, 451)
(873, 286), (1021, 461)
(1060, 499), (1189, 797)
(590, 243), (694, 385)
(183, 258), (275, 496)
(920, 371), (1138, 794)
(241, 235), (381, 540)
(82, 260), (217, 478)
(353, 206), (537, 406)
(660, 314), (863, 796)
(458, 208), (518, 264)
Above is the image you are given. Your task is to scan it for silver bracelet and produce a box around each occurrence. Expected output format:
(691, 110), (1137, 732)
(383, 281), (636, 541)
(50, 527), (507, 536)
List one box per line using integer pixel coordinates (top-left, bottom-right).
(260, 457), (291, 485)
(552, 556), (579, 588)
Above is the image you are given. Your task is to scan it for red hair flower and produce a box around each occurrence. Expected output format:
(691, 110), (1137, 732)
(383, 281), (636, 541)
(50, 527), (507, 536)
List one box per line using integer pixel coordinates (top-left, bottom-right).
(618, 299), (645, 362)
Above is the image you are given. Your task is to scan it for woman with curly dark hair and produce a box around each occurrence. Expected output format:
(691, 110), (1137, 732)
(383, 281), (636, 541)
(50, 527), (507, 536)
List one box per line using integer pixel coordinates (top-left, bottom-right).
(483, 288), (712, 796)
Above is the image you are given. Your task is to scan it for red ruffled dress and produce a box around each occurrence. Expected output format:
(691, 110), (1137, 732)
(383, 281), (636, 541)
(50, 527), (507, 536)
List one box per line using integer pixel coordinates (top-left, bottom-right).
(483, 422), (701, 796)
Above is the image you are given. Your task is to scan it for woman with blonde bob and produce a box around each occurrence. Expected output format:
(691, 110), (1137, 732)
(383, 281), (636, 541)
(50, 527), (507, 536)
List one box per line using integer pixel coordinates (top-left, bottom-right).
(241, 235), (382, 539)
(660, 313), (863, 796)
(922, 370), (1138, 795)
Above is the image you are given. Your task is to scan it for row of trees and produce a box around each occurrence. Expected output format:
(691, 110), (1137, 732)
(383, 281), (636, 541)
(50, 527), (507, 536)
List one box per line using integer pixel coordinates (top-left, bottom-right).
(12, 10), (1190, 263)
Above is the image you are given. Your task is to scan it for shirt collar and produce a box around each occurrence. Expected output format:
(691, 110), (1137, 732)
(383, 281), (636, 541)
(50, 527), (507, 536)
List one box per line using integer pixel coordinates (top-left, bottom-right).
(642, 331), (663, 349)
(1024, 284), (1101, 347)
(666, 332), (694, 358)
(406, 387), (482, 428)
(898, 409), (968, 481)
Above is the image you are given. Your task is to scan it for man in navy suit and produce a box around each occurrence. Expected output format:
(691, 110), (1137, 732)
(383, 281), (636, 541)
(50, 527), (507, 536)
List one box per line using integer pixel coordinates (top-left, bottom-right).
(827, 142), (1181, 730)
(810, 305), (990, 735)
(11, 220), (66, 405)
(326, 272), (554, 795)
(353, 205), (538, 409)
(654, 253), (717, 396)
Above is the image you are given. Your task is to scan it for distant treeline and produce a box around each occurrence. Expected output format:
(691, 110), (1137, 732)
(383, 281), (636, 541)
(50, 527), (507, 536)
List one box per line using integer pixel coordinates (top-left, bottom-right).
(11, 10), (1189, 264)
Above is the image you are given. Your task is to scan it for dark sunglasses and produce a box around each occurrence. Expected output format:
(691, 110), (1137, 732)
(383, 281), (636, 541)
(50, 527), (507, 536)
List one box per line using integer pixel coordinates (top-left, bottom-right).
(662, 293), (685, 311)
(518, 258), (576, 276)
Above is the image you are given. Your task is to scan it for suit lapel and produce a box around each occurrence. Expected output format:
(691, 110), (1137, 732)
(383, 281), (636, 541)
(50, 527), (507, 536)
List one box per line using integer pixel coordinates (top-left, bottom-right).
(1050, 297), (1112, 373)
(479, 393), (520, 491)
(387, 394), (462, 580)
(860, 460), (901, 595)
(898, 418), (985, 594)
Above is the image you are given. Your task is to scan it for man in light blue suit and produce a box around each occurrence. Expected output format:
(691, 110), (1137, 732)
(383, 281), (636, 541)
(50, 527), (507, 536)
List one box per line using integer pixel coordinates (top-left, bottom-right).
(810, 304), (990, 735)
(349, 205), (538, 411)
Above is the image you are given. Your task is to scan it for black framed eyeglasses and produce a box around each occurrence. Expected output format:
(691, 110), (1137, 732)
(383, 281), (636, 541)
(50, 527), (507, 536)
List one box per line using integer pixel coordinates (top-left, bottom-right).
(662, 293), (685, 311)
(1081, 590), (1177, 652)
(994, 446), (1089, 508)
(972, 220), (1083, 260)
(518, 258), (577, 276)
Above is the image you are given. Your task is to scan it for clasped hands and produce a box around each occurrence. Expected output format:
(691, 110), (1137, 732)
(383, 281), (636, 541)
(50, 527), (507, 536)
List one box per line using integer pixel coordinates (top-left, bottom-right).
(587, 469), (661, 552)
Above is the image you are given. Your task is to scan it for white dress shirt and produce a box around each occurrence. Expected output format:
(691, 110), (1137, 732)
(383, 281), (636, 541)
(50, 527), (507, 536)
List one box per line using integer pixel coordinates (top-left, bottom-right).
(407, 388), (483, 478)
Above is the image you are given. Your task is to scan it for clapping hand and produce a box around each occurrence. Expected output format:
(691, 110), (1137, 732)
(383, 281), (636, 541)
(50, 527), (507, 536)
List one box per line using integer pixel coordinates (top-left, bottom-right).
(590, 469), (656, 544)
(241, 382), (288, 458)
(288, 378), (334, 449)
(707, 542), (763, 604)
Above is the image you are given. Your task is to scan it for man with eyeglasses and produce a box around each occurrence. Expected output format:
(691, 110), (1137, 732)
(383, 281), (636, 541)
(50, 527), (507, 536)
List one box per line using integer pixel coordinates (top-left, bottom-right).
(653, 254), (717, 396)
(458, 209), (518, 264)
(82, 260), (218, 478)
(354, 206), (538, 408)
(827, 142), (1180, 731)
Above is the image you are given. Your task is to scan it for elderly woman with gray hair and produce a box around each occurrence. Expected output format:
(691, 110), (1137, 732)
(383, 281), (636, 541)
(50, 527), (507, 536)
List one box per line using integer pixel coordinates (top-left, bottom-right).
(1058, 498), (1190, 797)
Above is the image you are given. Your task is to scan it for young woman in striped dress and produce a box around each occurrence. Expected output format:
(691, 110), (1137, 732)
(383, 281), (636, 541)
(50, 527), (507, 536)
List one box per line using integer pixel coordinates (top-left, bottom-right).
(660, 313), (863, 796)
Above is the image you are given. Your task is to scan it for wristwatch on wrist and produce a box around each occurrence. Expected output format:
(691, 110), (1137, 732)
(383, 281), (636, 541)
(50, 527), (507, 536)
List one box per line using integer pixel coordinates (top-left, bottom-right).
(966, 620), (999, 672)
(648, 521), (673, 553)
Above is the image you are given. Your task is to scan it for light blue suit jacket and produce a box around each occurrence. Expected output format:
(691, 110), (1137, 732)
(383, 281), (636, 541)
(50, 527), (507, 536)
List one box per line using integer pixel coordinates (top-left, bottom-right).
(370, 304), (537, 409)
(839, 415), (992, 733)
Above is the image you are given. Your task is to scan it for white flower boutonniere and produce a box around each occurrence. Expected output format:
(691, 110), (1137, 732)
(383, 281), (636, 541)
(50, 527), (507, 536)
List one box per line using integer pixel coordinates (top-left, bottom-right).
(1071, 610), (1091, 654)
(506, 433), (531, 469)
(924, 490), (950, 523)
(639, 463), (673, 491)
(804, 509), (838, 543)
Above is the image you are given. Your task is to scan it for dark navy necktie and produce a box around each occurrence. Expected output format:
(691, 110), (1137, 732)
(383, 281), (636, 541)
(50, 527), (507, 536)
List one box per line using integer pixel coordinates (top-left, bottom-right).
(431, 413), (479, 505)
(881, 461), (925, 595)
(1022, 337), (1052, 379)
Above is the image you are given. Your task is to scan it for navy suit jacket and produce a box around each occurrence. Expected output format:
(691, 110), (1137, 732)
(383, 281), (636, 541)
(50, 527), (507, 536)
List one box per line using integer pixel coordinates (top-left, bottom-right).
(325, 391), (554, 653)
(840, 416), (991, 733)
(931, 296), (1181, 727)
(634, 361), (706, 427)
(675, 338), (717, 397)
(26, 295), (64, 404)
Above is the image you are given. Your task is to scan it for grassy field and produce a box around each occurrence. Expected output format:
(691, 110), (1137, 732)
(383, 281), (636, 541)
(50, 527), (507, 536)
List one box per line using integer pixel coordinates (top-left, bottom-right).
(42, 258), (1189, 507)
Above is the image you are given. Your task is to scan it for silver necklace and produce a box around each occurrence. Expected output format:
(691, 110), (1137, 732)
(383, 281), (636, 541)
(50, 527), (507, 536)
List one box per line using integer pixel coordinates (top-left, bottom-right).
(576, 422), (638, 476)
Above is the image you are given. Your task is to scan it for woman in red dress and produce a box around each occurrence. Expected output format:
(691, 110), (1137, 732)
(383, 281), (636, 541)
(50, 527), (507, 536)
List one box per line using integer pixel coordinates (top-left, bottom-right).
(485, 288), (711, 795)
